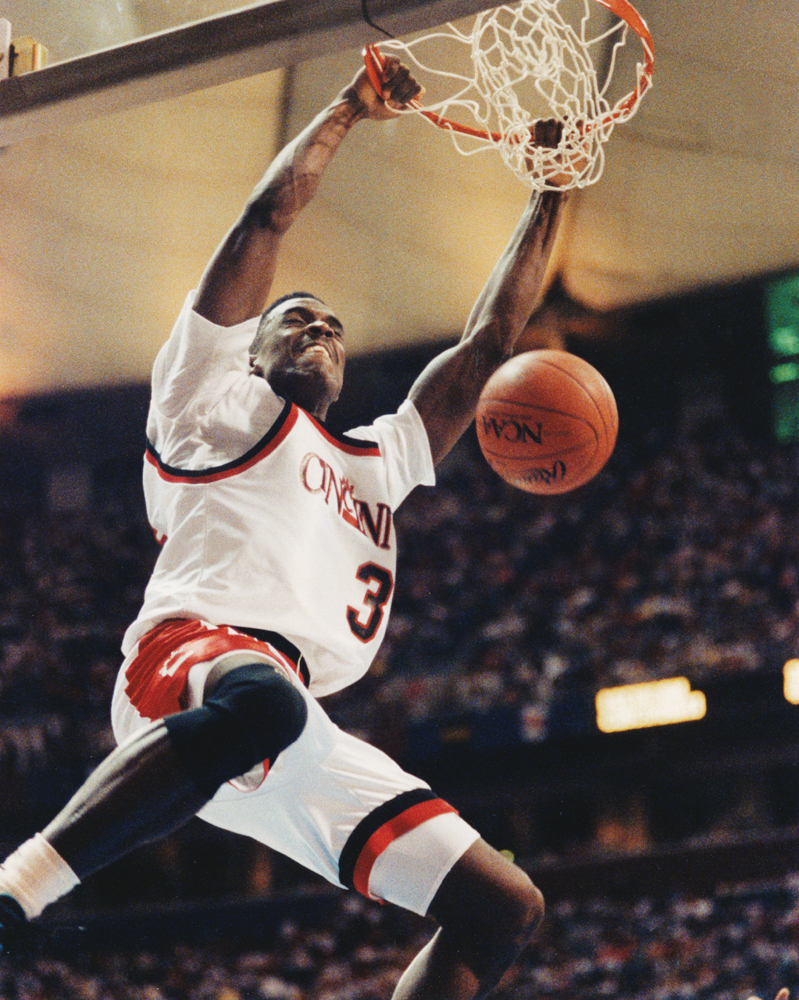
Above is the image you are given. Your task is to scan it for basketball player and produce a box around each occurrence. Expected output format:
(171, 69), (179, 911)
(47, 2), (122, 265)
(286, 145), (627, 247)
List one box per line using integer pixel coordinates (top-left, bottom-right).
(0, 55), (567, 999)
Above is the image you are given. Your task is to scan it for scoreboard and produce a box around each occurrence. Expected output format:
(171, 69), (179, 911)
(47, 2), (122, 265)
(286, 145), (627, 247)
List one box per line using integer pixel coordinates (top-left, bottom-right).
(764, 271), (799, 442)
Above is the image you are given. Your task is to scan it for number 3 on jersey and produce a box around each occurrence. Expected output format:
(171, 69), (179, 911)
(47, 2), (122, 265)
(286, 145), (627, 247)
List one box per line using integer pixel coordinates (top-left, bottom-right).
(347, 562), (394, 642)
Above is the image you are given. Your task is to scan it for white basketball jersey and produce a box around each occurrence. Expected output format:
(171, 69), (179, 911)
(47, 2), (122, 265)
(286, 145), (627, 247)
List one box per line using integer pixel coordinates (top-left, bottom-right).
(122, 293), (436, 697)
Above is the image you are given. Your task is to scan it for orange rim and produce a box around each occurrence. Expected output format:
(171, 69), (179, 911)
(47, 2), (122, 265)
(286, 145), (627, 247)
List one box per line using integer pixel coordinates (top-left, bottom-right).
(363, 0), (654, 143)
(595, 0), (655, 121)
(363, 44), (505, 142)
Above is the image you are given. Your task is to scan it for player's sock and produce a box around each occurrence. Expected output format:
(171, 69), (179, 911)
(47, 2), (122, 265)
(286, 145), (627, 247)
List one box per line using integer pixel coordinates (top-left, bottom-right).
(0, 833), (80, 919)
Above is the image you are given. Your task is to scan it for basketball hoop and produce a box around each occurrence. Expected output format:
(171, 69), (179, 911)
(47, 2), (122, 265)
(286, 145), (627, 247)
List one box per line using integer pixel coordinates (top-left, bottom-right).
(363, 0), (654, 189)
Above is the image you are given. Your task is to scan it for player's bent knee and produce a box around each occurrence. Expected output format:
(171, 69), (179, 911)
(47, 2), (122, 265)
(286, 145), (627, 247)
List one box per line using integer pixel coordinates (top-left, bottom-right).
(164, 663), (307, 797)
(481, 865), (543, 946)
(206, 662), (308, 758)
(432, 840), (544, 947)
(430, 847), (543, 988)
(514, 872), (544, 937)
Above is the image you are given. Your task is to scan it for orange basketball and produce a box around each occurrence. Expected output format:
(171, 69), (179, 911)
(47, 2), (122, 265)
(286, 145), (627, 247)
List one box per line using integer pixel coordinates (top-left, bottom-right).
(475, 349), (618, 495)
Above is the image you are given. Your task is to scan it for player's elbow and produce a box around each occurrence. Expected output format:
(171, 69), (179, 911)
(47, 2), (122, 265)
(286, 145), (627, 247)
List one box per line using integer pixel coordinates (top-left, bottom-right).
(462, 322), (515, 383)
(241, 191), (293, 236)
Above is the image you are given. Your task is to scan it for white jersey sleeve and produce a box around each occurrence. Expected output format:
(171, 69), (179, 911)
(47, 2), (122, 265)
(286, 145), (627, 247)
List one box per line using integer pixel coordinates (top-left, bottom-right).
(347, 401), (435, 510)
(149, 291), (253, 418)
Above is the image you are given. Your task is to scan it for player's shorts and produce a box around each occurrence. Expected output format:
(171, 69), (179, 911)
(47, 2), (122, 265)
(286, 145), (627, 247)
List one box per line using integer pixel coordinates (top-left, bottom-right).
(111, 618), (479, 916)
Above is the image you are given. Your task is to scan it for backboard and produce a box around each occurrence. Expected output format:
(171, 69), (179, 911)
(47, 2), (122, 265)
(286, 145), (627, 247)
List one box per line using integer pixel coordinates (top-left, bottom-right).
(0, 0), (499, 145)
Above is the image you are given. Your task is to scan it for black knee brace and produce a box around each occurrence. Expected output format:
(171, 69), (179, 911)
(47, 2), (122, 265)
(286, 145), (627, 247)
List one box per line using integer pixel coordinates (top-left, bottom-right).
(164, 663), (308, 798)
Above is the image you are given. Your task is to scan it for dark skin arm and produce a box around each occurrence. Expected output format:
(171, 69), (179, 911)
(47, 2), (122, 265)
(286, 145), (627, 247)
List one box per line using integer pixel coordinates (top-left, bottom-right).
(409, 120), (572, 466)
(409, 187), (567, 466)
(195, 60), (565, 467)
(194, 57), (421, 327)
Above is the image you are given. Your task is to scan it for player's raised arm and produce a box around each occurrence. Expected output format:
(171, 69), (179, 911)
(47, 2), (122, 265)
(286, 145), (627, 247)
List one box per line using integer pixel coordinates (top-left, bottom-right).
(408, 183), (567, 466)
(195, 57), (421, 327)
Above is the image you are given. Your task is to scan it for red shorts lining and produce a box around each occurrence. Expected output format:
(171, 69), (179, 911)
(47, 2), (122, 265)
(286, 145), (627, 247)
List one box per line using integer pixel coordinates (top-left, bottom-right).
(125, 619), (302, 720)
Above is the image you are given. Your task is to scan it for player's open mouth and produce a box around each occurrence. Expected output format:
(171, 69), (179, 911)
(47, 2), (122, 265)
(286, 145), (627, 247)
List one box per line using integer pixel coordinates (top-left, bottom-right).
(303, 343), (332, 360)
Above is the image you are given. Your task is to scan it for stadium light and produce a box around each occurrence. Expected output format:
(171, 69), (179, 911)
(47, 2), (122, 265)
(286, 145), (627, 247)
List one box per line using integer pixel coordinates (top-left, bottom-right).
(596, 677), (707, 734)
(784, 659), (799, 704)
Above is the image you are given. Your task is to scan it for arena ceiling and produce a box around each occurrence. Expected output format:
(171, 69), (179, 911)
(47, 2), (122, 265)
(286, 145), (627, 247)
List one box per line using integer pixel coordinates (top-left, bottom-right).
(0, 0), (797, 399)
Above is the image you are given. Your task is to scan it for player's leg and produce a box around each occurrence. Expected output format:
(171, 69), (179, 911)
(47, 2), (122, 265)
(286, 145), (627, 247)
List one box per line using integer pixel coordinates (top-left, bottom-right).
(0, 648), (306, 941)
(194, 702), (541, 1000)
(390, 838), (544, 1000)
(0, 713), (209, 952)
(41, 655), (306, 876)
(42, 717), (210, 880)
(312, 727), (543, 1000)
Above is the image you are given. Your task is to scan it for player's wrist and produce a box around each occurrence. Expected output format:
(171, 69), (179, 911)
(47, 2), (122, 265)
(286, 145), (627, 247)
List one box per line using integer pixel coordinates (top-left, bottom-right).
(332, 87), (370, 126)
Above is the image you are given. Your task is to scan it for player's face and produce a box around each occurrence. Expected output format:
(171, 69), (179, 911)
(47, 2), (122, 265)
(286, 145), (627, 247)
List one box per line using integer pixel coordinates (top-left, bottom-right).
(252, 297), (346, 419)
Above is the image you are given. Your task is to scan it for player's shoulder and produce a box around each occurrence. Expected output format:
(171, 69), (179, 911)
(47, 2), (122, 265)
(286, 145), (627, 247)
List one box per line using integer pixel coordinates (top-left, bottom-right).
(151, 296), (259, 421)
(343, 398), (422, 442)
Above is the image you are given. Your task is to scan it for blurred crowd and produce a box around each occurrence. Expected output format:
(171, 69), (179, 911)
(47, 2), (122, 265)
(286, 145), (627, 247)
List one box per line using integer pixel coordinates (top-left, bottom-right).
(1, 378), (799, 800)
(2, 873), (798, 1000)
(0, 508), (156, 819)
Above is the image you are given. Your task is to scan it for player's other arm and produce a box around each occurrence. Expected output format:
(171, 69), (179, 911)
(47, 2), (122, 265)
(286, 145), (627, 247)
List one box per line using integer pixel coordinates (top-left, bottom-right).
(195, 57), (420, 327)
(408, 186), (567, 466)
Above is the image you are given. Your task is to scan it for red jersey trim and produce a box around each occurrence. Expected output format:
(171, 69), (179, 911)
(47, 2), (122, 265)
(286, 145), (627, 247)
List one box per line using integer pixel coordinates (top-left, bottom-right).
(145, 401), (382, 484)
(145, 400), (297, 484)
(303, 410), (381, 457)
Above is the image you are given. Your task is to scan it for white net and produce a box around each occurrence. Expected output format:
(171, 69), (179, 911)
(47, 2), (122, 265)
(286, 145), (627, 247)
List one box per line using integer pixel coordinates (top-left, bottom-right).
(366, 0), (654, 189)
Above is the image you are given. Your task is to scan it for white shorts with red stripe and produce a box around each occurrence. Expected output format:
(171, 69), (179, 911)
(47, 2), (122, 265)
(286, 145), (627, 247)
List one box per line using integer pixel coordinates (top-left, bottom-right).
(111, 619), (479, 915)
